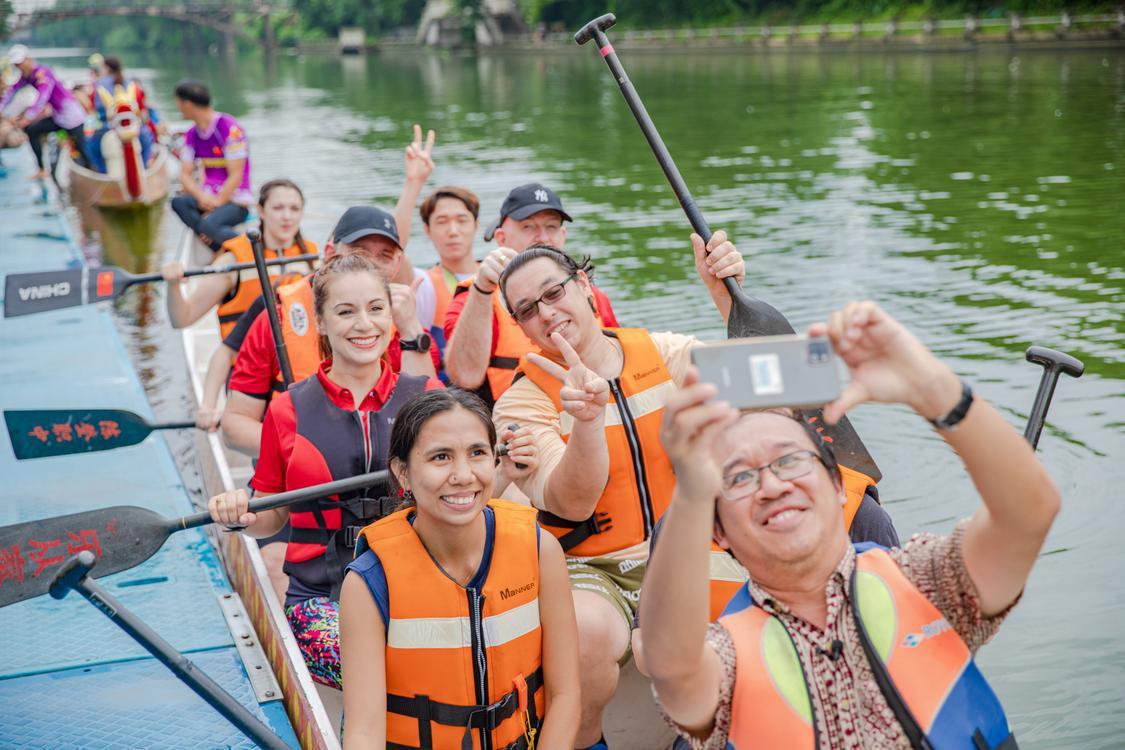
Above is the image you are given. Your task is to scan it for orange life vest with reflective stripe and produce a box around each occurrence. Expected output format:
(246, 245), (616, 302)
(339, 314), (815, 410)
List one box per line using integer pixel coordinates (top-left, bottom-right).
(719, 545), (1015, 749)
(273, 277), (326, 389)
(707, 465), (875, 621)
(216, 234), (316, 338)
(518, 328), (678, 557)
(356, 500), (545, 750)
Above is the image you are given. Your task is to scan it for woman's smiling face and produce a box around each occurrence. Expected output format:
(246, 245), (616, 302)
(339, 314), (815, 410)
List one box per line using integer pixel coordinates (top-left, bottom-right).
(317, 270), (392, 368)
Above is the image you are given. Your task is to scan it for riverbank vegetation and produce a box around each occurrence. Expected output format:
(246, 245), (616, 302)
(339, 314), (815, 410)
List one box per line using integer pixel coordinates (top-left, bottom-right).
(16, 0), (1120, 51)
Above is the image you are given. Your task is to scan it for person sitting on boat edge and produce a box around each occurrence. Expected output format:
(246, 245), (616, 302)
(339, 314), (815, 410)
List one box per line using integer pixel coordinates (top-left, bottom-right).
(0, 44), (89, 180)
(641, 300), (1059, 750)
(207, 252), (444, 690)
(162, 178), (317, 429)
(340, 388), (580, 749)
(171, 79), (253, 253)
(221, 205), (440, 457)
(490, 238), (745, 749)
(443, 182), (620, 407)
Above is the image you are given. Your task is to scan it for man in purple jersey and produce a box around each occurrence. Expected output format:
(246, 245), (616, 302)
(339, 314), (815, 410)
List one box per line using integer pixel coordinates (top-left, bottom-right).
(171, 80), (253, 252)
(0, 45), (89, 180)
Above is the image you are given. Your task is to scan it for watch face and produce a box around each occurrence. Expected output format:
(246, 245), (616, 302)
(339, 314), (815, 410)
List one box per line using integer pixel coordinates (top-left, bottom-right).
(404, 333), (431, 352)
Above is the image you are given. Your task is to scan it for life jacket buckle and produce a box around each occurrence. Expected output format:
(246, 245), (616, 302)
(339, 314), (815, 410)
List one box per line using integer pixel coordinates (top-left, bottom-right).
(342, 525), (364, 549)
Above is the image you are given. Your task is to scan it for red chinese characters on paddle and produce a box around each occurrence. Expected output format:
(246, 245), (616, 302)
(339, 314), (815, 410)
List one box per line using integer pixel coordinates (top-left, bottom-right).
(24, 420), (123, 449)
(98, 420), (121, 440)
(0, 528), (104, 588)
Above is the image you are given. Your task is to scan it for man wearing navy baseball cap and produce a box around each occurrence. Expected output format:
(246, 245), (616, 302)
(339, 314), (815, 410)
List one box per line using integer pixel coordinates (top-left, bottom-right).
(442, 182), (619, 405)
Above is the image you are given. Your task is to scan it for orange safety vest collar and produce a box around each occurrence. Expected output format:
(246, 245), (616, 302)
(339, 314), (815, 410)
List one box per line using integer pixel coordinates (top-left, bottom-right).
(356, 500), (546, 750)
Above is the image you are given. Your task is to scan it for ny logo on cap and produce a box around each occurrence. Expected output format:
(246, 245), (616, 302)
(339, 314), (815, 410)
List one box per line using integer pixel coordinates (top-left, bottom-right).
(534, 189), (549, 203)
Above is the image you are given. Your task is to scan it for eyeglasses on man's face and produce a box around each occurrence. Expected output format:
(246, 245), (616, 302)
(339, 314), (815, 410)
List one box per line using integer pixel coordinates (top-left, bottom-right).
(719, 450), (826, 502)
(510, 271), (578, 323)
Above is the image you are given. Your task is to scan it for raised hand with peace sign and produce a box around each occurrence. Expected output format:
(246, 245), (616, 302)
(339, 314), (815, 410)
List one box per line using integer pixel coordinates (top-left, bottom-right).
(526, 332), (610, 422)
(404, 123), (435, 184)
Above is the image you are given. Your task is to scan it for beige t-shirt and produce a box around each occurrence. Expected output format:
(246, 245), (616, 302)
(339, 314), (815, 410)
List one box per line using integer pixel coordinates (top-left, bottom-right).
(492, 330), (698, 515)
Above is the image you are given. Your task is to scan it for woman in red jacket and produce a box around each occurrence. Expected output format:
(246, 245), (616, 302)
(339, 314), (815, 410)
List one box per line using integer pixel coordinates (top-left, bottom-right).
(207, 252), (441, 689)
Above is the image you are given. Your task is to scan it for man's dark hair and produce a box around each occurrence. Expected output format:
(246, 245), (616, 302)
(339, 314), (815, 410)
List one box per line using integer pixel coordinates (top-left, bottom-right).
(174, 79), (211, 107)
(419, 186), (480, 225)
(498, 244), (595, 314)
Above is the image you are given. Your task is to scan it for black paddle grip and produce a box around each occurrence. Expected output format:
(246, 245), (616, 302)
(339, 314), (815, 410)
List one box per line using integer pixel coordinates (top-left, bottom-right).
(1023, 345), (1084, 450)
(574, 13), (616, 45)
(49, 550), (96, 600)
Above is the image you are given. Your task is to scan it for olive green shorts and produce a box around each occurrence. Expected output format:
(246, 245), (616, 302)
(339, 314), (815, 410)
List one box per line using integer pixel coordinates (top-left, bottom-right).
(566, 555), (648, 629)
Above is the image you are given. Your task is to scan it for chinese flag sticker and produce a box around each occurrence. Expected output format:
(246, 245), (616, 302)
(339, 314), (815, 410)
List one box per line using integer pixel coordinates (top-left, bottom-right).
(96, 271), (114, 298)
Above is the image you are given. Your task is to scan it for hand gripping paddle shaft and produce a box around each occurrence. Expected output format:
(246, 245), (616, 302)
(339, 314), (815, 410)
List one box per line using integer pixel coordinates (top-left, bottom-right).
(575, 14), (880, 481)
(3, 253), (318, 318)
(0, 469), (390, 608)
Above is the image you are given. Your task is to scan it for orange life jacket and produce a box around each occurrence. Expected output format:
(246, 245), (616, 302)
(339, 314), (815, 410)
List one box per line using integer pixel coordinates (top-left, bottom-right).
(427, 264), (459, 351)
(274, 277), (327, 389)
(519, 328), (678, 557)
(356, 500), (545, 750)
(719, 545), (1014, 749)
(216, 234), (316, 338)
(707, 465), (875, 621)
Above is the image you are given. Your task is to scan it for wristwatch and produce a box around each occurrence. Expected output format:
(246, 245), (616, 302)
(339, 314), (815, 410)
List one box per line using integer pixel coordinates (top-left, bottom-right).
(929, 379), (973, 431)
(400, 332), (432, 353)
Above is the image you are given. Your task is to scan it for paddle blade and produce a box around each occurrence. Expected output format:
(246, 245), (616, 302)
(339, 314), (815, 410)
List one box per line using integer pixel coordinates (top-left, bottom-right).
(0, 505), (169, 608)
(3, 266), (130, 317)
(725, 288), (882, 482)
(5, 409), (155, 460)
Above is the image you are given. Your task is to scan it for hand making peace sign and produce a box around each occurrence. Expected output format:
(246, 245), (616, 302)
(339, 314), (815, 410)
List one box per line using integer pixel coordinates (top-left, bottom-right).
(526, 332), (610, 422)
(404, 123), (435, 183)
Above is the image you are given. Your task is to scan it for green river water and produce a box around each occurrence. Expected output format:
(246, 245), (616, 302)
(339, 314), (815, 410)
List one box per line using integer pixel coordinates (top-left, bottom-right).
(41, 43), (1125, 748)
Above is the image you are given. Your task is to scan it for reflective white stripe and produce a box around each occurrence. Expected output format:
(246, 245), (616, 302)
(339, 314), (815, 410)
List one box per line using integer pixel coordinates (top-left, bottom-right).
(483, 599), (540, 648)
(388, 598), (540, 651)
(387, 615), (471, 650)
(559, 379), (675, 437)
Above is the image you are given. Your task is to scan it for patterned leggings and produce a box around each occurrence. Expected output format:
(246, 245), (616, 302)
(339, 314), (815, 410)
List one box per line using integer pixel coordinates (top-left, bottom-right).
(285, 597), (341, 689)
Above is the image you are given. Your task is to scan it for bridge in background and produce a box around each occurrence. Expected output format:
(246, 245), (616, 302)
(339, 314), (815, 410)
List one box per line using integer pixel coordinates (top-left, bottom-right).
(8, 0), (294, 52)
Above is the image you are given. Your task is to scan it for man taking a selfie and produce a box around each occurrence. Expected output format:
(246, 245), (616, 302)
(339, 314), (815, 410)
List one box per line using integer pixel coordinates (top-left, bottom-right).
(641, 300), (1058, 749)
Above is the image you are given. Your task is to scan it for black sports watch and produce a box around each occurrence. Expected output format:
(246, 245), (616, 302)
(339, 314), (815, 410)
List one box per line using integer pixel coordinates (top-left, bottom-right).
(929, 379), (973, 431)
(400, 332), (432, 353)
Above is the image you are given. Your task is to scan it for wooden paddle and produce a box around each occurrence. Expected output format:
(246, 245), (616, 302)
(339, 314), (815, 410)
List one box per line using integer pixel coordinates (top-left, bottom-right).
(576, 14), (881, 481)
(5, 408), (196, 460)
(3, 253), (318, 318)
(0, 469), (391, 608)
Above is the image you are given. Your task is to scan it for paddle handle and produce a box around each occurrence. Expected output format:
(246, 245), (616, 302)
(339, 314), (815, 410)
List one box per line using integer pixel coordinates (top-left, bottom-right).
(176, 469), (391, 531)
(126, 253), (319, 286)
(250, 231), (296, 388)
(581, 18), (739, 300)
(1023, 346), (1084, 450)
(49, 552), (290, 750)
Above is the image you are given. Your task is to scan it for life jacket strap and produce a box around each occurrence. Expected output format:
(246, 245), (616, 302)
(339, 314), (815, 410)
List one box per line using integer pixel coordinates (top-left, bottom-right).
(386, 666), (544, 731)
(537, 510), (613, 552)
(489, 355), (520, 370)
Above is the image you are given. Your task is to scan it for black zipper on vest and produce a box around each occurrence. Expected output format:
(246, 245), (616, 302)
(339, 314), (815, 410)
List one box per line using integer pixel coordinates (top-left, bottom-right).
(352, 410), (374, 490)
(608, 378), (655, 540)
(467, 588), (490, 750)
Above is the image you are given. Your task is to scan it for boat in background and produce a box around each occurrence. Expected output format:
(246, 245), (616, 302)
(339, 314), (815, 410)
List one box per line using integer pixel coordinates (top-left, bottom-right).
(64, 88), (170, 210)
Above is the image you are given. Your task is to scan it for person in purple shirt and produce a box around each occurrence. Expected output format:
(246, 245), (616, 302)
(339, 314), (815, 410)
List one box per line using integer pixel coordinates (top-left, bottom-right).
(171, 79), (253, 253)
(0, 44), (89, 180)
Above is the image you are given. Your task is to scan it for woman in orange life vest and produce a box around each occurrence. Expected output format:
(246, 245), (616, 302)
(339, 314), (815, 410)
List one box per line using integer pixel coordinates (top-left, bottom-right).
(162, 178), (318, 430)
(206, 253), (442, 689)
(640, 301), (1059, 749)
(339, 388), (580, 750)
